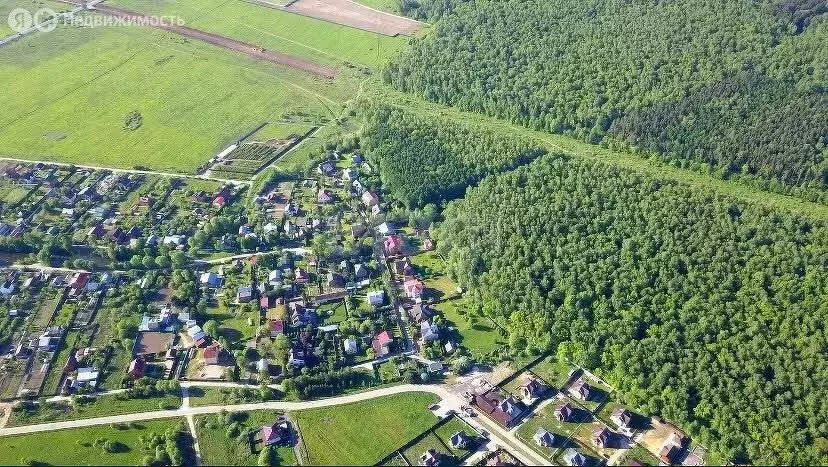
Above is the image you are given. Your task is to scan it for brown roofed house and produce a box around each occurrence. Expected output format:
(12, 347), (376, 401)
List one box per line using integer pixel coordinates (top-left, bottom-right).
(570, 379), (592, 401)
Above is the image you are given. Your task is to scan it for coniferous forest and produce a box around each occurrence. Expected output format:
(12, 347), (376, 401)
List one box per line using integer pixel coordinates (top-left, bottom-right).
(386, 0), (828, 198)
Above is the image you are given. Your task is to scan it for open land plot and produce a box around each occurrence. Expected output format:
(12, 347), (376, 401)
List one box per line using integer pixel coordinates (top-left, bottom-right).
(195, 409), (296, 465)
(528, 355), (579, 389)
(433, 299), (506, 356)
(292, 392), (439, 465)
(0, 0), (71, 37)
(8, 392), (183, 426)
(401, 432), (454, 466)
(0, 418), (191, 466)
(354, 0), (401, 15)
(283, 0), (424, 37)
(110, 0), (409, 68)
(250, 122), (317, 142)
(0, 22), (357, 173)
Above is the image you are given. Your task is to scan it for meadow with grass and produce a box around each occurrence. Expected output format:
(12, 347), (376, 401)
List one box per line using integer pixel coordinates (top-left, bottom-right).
(110, 0), (408, 68)
(0, 21), (358, 173)
(0, 419), (191, 466)
(292, 392), (439, 465)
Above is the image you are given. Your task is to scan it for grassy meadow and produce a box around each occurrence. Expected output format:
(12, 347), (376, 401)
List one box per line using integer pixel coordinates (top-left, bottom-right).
(0, 419), (190, 466)
(292, 392), (439, 465)
(110, 0), (408, 68)
(0, 20), (358, 173)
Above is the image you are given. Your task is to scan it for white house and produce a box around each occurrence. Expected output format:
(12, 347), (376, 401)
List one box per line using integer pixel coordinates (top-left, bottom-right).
(367, 290), (385, 306)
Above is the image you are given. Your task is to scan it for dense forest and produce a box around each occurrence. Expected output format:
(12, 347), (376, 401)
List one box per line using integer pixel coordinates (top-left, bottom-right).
(385, 0), (828, 198)
(359, 103), (546, 207)
(434, 152), (828, 464)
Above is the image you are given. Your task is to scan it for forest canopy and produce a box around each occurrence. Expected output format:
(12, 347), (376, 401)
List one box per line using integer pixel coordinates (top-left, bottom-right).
(435, 153), (828, 465)
(359, 103), (546, 207)
(385, 0), (828, 197)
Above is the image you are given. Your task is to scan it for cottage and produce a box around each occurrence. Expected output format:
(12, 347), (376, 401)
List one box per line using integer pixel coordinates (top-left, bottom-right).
(474, 390), (525, 427)
(237, 286), (253, 303)
(327, 271), (344, 288)
(403, 279), (424, 300)
(520, 378), (547, 401)
(384, 235), (404, 255)
(419, 449), (440, 467)
(534, 428), (556, 448)
(562, 448), (587, 466)
(592, 427), (611, 448)
(377, 222), (394, 235)
(570, 379), (593, 401)
(408, 304), (432, 323)
(555, 402), (574, 422)
(260, 420), (290, 446)
(343, 167), (357, 181)
(343, 337), (358, 355)
(659, 432), (686, 464)
(270, 320), (285, 338)
(203, 343), (221, 365)
(611, 408), (633, 430)
(318, 161), (336, 177)
(128, 358), (146, 379)
(367, 290), (385, 306)
(294, 268), (310, 284)
(372, 330), (393, 357)
(423, 239), (434, 251)
(268, 269), (283, 286)
(450, 431), (471, 450)
(351, 224), (367, 238)
(200, 272), (222, 288)
(420, 321), (439, 343)
(361, 191), (379, 207)
(317, 189), (333, 204)
(392, 258), (412, 277)
(354, 263), (368, 279)
(289, 348), (305, 367)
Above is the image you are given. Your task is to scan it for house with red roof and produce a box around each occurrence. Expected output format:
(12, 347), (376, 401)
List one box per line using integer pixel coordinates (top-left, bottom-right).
(203, 343), (221, 365)
(128, 358), (146, 379)
(260, 420), (290, 446)
(403, 279), (424, 300)
(213, 195), (226, 208)
(383, 235), (404, 256)
(372, 330), (393, 357)
(270, 319), (285, 338)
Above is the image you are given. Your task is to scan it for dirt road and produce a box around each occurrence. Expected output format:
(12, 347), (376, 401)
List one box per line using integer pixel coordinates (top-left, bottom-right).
(92, 4), (337, 78)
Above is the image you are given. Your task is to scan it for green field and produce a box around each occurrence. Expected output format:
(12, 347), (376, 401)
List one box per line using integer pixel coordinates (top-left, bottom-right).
(110, 0), (408, 68)
(0, 419), (190, 466)
(0, 22), (356, 173)
(8, 393), (183, 427)
(250, 122), (315, 142)
(354, 0), (401, 14)
(0, 0), (71, 37)
(434, 298), (506, 355)
(195, 410), (297, 466)
(292, 392), (439, 465)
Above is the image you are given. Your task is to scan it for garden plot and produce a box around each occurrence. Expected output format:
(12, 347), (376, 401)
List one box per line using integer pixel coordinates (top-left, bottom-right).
(282, 0), (424, 37)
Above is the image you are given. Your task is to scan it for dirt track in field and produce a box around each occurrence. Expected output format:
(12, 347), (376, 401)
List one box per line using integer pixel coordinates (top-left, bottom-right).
(284, 0), (423, 36)
(93, 4), (337, 78)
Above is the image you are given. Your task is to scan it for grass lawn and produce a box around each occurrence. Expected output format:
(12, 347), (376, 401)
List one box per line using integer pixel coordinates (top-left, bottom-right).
(250, 122), (316, 142)
(434, 299), (506, 355)
(0, 22), (354, 173)
(432, 416), (479, 457)
(618, 444), (661, 466)
(8, 393), (182, 427)
(401, 433), (453, 466)
(187, 386), (282, 407)
(195, 410), (296, 466)
(292, 392), (439, 465)
(529, 355), (578, 389)
(110, 0), (408, 68)
(0, 0), (71, 37)
(0, 418), (190, 466)
(354, 0), (401, 14)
